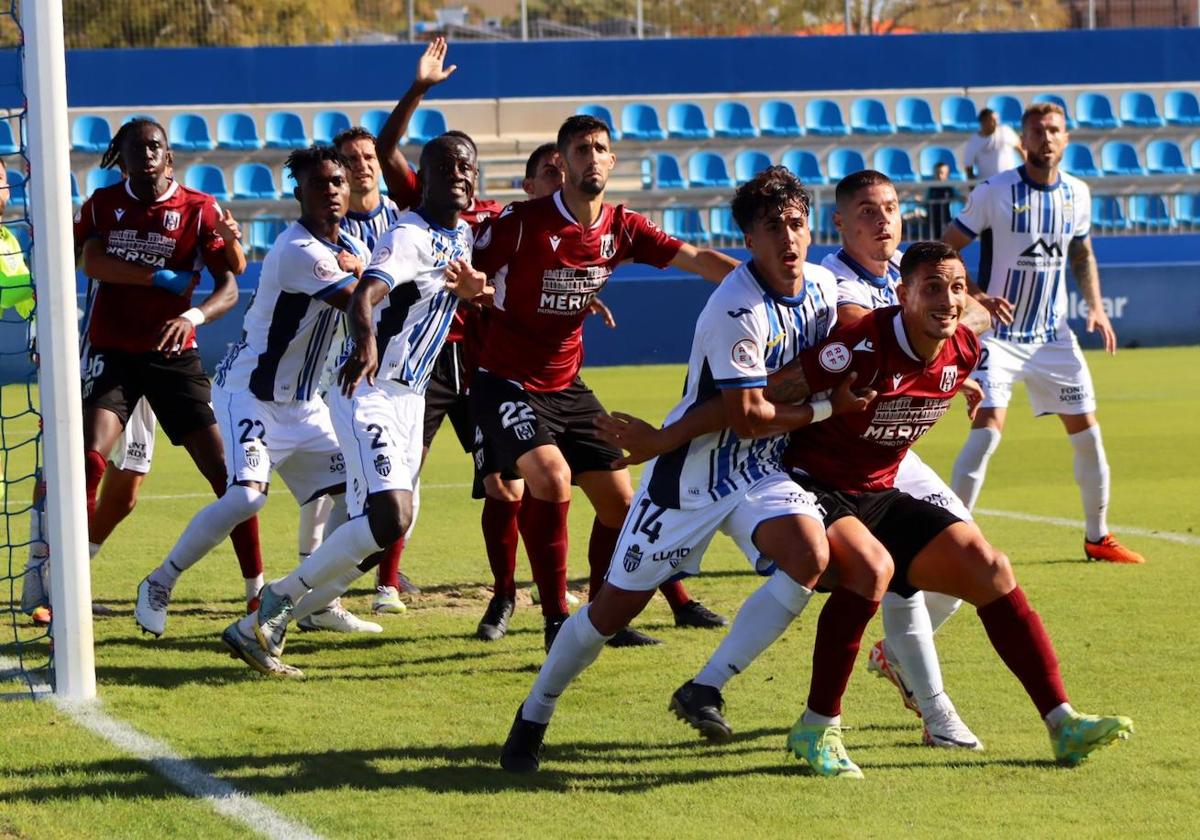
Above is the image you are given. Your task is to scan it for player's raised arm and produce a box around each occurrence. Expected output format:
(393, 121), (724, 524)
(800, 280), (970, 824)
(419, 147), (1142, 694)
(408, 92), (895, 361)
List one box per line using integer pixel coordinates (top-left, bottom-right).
(377, 37), (457, 201)
(1067, 233), (1116, 354)
(216, 208), (247, 275)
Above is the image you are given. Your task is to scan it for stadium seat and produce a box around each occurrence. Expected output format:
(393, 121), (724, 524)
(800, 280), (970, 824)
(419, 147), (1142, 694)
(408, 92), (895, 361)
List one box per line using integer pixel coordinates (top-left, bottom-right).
(70, 171), (81, 204)
(1173, 194), (1200, 227)
(940, 96), (978, 132)
(1164, 90), (1200, 127)
(667, 102), (713, 140)
(758, 100), (802, 137)
(216, 112), (262, 150)
(850, 98), (895, 135)
(646, 153), (684, 189)
(360, 109), (390, 139)
(1032, 93), (1077, 129)
(986, 94), (1023, 128)
(709, 206), (740, 245)
(576, 104), (621, 141)
(1062, 143), (1101, 177)
(805, 99), (848, 136)
(873, 147), (917, 182)
(733, 150), (771, 185)
(662, 207), (710, 244)
(281, 167), (298, 194)
(918, 146), (963, 180)
(265, 111), (309, 149)
(827, 148), (866, 181)
(687, 152), (733, 188)
(72, 115), (112, 153)
(1076, 93), (1120, 129)
(7, 170), (24, 208)
(1119, 92), (1164, 128)
(7, 220), (30, 256)
(405, 108), (447, 144)
(1127, 194), (1172, 230)
(713, 101), (757, 138)
(313, 110), (352, 146)
(1100, 141), (1146, 176)
(780, 149), (825, 184)
(248, 217), (289, 256)
(896, 96), (939, 133)
(1091, 196), (1127, 231)
(620, 103), (666, 141)
(168, 113), (214, 152)
(0, 121), (17, 155)
(1146, 140), (1190, 175)
(814, 202), (836, 241)
(85, 166), (122, 196)
(184, 164), (229, 201)
(232, 163), (279, 200)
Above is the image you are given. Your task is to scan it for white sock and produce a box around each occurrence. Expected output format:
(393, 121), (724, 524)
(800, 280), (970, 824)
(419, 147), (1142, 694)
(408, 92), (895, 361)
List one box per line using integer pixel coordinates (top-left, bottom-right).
(297, 495), (335, 557)
(882, 591), (944, 703)
(293, 564), (366, 622)
(244, 574), (264, 603)
(952, 427), (1002, 511)
(923, 591), (963, 634)
(151, 485), (266, 588)
(406, 479), (420, 540)
(1044, 702), (1075, 730)
(88, 542), (102, 559)
(273, 515), (382, 602)
(1068, 425), (1110, 542)
(694, 572), (813, 691)
(522, 605), (612, 725)
(801, 707), (841, 727)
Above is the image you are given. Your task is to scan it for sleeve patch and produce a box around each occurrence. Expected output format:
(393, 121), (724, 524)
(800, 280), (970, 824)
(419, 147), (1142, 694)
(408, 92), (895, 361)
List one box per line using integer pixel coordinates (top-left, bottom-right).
(818, 342), (851, 373)
(314, 258), (339, 281)
(369, 245), (392, 267)
(730, 338), (761, 371)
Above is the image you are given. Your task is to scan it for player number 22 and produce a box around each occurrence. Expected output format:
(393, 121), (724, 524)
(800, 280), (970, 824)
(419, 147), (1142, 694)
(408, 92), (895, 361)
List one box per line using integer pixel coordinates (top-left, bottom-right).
(499, 400), (535, 430)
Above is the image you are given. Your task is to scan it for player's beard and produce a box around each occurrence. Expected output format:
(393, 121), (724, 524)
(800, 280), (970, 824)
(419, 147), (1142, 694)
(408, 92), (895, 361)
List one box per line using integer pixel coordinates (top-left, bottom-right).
(576, 173), (606, 196)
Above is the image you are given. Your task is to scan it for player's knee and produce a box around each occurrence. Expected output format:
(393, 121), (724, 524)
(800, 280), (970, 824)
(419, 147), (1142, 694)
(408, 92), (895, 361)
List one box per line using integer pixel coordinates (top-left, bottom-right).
(840, 543), (893, 599)
(366, 493), (410, 548)
(223, 484), (268, 520)
(774, 538), (829, 586)
(484, 476), (523, 503)
(524, 462), (571, 502)
(967, 540), (1014, 596)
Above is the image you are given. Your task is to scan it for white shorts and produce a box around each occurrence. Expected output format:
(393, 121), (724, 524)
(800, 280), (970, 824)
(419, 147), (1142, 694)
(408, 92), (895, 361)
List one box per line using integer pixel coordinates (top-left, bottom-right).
(973, 333), (1096, 416)
(215, 386), (344, 505)
(606, 471), (823, 592)
(894, 449), (971, 521)
(109, 397), (156, 474)
(330, 378), (424, 518)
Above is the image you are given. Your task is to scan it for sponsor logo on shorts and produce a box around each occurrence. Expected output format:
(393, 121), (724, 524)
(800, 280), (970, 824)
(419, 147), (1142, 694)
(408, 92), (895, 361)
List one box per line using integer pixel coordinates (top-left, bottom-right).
(328, 453), (345, 474)
(939, 365), (958, 392)
(651, 547), (690, 569)
(922, 491), (952, 509)
(513, 421), (535, 441)
(244, 444), (261, 469)
(126, 442), (148, 462)
(731, 339), (761, 371)
(623, 543), (643, 573)
(374, 453), (392, 477)
(818, 342), (851, 373)
(1058, 385), (1091, 404)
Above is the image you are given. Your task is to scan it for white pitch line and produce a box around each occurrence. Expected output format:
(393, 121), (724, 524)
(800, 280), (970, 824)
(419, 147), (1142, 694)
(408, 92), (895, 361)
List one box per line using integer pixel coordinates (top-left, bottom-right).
(137, 482), (472, 501)
(975, 508), (1200, 547)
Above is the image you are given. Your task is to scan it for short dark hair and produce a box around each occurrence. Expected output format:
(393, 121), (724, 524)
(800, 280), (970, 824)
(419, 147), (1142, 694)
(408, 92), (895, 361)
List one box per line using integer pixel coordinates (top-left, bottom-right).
(101, 118), (167, 170)
(1021, 101), (1066, 128)
(730, 165), (810, 234)
(834, 169), (894, 207)
(332, 126), (375, 150)
(978, 108), (996, 122)
(440, 129), (477, 155)
(525, 143), (558, 181)
(285, 145), (347, 185)
(899, 240), (964, 283)
(556, 114), (610, 154)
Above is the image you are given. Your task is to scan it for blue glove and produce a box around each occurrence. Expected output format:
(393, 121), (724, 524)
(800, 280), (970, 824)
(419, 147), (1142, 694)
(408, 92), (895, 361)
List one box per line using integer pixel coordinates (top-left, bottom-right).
(151, 269), (194, 295)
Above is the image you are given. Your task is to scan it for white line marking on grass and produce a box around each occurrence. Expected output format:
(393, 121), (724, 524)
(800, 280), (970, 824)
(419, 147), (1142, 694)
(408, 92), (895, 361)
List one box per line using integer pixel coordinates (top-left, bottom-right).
(140, 482), (472, 501)
(975, 508), (1200, 547)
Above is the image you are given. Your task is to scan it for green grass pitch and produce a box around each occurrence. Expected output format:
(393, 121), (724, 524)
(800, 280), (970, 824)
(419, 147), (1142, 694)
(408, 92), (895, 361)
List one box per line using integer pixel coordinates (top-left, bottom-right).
(2, 345), (1198, 838)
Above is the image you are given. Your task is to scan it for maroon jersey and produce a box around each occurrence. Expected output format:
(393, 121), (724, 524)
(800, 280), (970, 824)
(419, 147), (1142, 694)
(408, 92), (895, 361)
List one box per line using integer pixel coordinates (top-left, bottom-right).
(446, 198), (506, 347)
(74, 180), (229, 353)
(783, 306), (982, 492)
(472, 190), (682, 392)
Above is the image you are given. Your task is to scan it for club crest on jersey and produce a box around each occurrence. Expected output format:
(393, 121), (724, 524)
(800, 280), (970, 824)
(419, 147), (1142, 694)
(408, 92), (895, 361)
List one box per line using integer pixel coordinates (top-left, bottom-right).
(162, 210), (181, 231)
(549, 235), (561, 252)
(818, 342), (851, 373)
(731, 339), (761, 371)
(623, 543), (643, 573)
(314, 258), (338, 281)
(939, 365), (958, 392)
(244, 444), (261, 469)
(599, 234), (615, 259)
(374, 453), (392, 477)
(370, 246), (392, 267)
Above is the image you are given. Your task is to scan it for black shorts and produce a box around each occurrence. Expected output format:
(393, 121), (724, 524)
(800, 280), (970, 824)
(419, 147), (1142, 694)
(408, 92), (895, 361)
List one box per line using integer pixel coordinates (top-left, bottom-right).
(82, 347), (215, 445)
(790, 472), (963, 598)
(468, 369), (622, 480)
(422, 341), (474, 451)
(469, 428), (519, 500)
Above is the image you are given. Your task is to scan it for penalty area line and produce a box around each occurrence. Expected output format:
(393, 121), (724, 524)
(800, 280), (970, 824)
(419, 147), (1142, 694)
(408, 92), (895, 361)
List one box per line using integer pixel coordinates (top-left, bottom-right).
(975, 508), (1200, 547)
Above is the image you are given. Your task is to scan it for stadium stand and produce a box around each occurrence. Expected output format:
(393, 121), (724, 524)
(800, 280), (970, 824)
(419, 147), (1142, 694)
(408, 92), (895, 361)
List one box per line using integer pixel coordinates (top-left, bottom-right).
(1128, 194), (1173, 230)
(0, 121), (17, 155)
(686, 151), (732, 188)
(183, 164), (229, 201)
(662, 206), (708, 243)
(645, 152), (684, 189)
(70, 171), (81, 204)
(1092, 195), (1128, 231)
(85, 166), (121, 195)
(1164, 90), (1200, 126)
(313, 110), (352, 145)
(667, 102), (712, 139)
(576, 103), (621, 140)
(1101, 141), (1146, 176)
(733, 150), (771, 185)
(1146, 139), (1190, 174)
(1120, 91), (1165, 128)
(1077, 92), (1120, 129)
(1192, 139), (1200, 169)
(405, 108), (448, 144)
(986, 94), (1023, 128)
(216, 112), (262, 150)
(758, 100), (801, 137)
(850, 98), (895, 135)
(709, 206), (739, 245)
(896, 96), (939, 133)
(1175, 194), (1200, 227)
(828, 147), (866, 181)
(71, 115), (111, 153)
(940, 95), (977, 132)
(1062, 142), (1102, 177)
(232, 163), (280, 200)
(918, 146), (962, 180)
(780, 148), (825, 184)
(1032, 93), (1077, 128)
(873, 147), (918, 182)
(168, 113), (214, 151)
(713, 101), (757, 138)
(805, 99), (848, 135)
(621, 103), (666, 141)
(6, 169), (24, 208)
(360, 108), (390, 138)
(265, 111), (308, 148)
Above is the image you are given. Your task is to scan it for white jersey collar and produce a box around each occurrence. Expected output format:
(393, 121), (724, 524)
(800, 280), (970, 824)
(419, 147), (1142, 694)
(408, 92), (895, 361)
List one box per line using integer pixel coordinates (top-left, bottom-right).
(892, 310), (923, 363)
(125, 177), (179, 204)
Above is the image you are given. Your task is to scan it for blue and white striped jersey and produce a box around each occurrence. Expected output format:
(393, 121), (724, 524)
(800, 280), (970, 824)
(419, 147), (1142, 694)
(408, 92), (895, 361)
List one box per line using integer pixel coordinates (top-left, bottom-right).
(340, 196), (401, 253)
(360, 210), (473, 396)
(644, 260), (838, 510)
(951, 166), (1091, 344)
(822, 248), (903, 310)
(215, 222), (364, 402)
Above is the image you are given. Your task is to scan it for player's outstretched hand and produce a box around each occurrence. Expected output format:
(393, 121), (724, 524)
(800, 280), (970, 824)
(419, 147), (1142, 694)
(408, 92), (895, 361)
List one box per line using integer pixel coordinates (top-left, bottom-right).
(337, 249), (365, 279)
(416, 36), (457, 88)
(216, 209), (241, 244)
(959, 377), (984, 420)
(830, 371), (877, 416)
(338, 339), (378, 397)
(445, 258), (487, 300)
(155, 316), (195, 357)
(595, 411), (666, 468)
(977, 293), (1014, 325)
(1087, 306), (1118, 355)
(586, 297), (617, 328)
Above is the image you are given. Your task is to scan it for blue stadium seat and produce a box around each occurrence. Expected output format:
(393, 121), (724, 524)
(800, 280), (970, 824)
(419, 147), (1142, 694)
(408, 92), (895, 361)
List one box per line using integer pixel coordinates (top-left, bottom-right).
(713, 102), (757, 138)
(70, 171), (81, 204)
(232, 163), (279, 200)
(7, 170), (24, 208)
(940, 96), (978, 132)
(168, 113), (214, 152)
(1174, 194), (1200, 227)
(620, 103), (666, 141)
(248, 217), (289, 256)
(1164, 90), (1200, 127)
(815, 202), (836, 240)
(0, 121), (17, 155)
(405, 108), (447, 144)
(184, 164), (229, 202)
(896, 96), (939, 133)
(1127, 195), (1172, 230)
(360, 109), (390, 139)
(873, 147), (917, 182)
(734, 150), (771, 185)
(1119, 92), (1164, 128)
(662, 208), (709, 244)
(918, 146), (963, 180)
(313, 110), (352, 146)
(265, 111), (309, 149)
(758, 100), (802, 137)
(7, 220), (30, 256)
(1100, 141), (1145, 176)
(827, 148), (866, 181)
(1091, 196), (1127, 231)
(850, 98), (895, 135)
(1076, 93), (1120, 129)
(709, 206), (740, 245)
(1061, 143), (1101, 177)
(1032, 93), (1077, 129)
(281, 167), (298, 194)
(576, 104), (621, 141)
(780, 149), (825, 185)
(667, 103), (712, 140)
(216, 112), (262, 150)
(72, 115), (112, 153)
(687, 152), (733, 188)
(986, 94), (1023, 128)
(805, 99), (848, 136)
(647, 153), (684, 189)
(1146, 140), (1190, 175)
(85, 166), (122, 196)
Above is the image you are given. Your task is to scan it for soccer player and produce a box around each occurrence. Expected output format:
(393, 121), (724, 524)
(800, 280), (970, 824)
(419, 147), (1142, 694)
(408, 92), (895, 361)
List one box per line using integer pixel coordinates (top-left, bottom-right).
(233, 134), (488, 674)
(499, 166), (878, 773)
(944, 102), (1144, 564)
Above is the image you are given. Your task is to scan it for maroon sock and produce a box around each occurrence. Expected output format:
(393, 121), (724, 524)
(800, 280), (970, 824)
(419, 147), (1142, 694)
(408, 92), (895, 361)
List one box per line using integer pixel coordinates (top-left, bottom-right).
(977, 586), (1069, 717)
(376, 538), (405, 590)
(587, 518), (621, 601)
(807, 587), (880, 718)
(519, 497), (569, 619)
(84, 449), (107, 525)
(482, 496), (520, 599)
(659, 579), (691, 611)
(209, 477), (263, 579)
